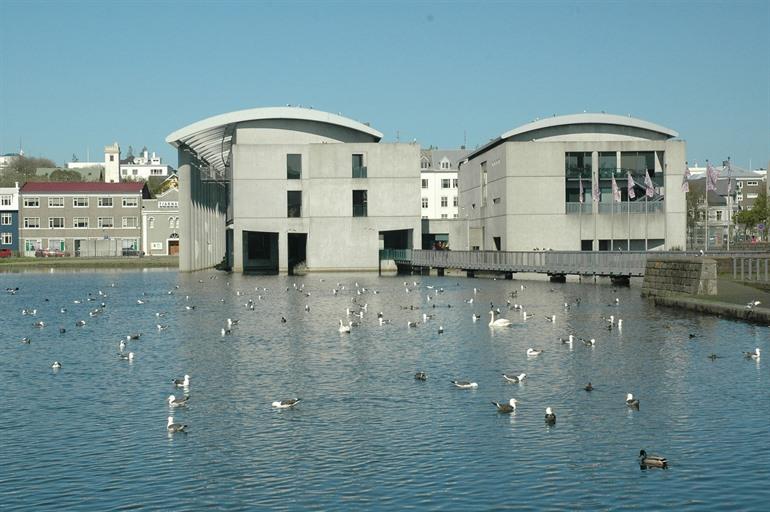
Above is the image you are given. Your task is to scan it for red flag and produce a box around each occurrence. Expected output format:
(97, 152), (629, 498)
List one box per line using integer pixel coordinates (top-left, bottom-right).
(627, 172), (636, 200)
(611, 175), (621, 202)
(644, 170), (655, 198)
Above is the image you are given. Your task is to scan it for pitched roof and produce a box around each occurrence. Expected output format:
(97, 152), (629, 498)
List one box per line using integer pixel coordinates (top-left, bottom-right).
(20, 182), (146, 194)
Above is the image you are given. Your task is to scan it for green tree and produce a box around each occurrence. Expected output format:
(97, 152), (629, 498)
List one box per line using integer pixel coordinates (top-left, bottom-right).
(734, 189), (769, 241)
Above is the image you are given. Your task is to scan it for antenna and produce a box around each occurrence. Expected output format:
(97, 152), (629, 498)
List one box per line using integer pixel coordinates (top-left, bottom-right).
(396, 130), (400, 142)
(463, 130), (467, 149)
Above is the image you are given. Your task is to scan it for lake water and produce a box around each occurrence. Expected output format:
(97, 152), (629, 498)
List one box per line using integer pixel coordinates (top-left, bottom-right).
(1, 269), (769, 511)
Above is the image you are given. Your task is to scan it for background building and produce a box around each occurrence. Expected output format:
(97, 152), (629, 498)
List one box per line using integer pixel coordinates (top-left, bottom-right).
(458, 113), (687, 251)
(120, 147), (173, 181)
(0, 182), (20, 253)
(18, 182), (149, 256)
(141, 179), (180, 256)
(167, 106), (420, 273)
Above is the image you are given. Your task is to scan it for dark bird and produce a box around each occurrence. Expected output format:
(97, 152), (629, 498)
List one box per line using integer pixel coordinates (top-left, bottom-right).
(626, 393), (640, 409)
(492, 399), (517, 413)
(414, 371), (427, 381)
(639, 449), (667, 469)
(545, 407), (556, 425)
(167, 416), (188, 433)
(584, 382), (593, 392)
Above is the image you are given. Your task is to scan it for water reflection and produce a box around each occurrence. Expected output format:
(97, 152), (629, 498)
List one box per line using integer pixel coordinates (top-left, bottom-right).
(0, 269), (768, 510)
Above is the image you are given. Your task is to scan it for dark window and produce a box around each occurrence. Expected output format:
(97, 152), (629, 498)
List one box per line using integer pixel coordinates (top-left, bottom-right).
(565, 152), (592, 203)
(287, 154), (302, 180)
(353, 190), (367, 217)
(352, 154), (366, 178)
(441, 179), (450, 188)
(287, 191), (302, 217)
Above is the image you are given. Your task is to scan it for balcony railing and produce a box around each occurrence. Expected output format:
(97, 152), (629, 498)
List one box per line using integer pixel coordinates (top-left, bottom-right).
(566, 202), (591, 214)
(352, 166), (368, 179)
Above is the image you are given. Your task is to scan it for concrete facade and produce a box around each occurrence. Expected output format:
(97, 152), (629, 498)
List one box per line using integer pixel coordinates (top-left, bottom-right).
(0, 183), (20, 252)
(18, 182), (148, 256)
(458, 114), (687, 252)
(167, 107), (420, 273)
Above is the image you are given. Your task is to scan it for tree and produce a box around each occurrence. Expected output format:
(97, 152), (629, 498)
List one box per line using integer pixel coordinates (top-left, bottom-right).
(734, 189), (769, 241)
(5, 155), (57, 176)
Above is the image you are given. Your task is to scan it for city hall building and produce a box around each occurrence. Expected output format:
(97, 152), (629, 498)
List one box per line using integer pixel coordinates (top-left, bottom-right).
(167, 107), (420, 273)
(458, 113), (687, 252)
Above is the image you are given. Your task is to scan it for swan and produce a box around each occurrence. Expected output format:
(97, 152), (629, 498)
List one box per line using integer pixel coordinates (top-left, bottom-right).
(489, 311), (512, 327)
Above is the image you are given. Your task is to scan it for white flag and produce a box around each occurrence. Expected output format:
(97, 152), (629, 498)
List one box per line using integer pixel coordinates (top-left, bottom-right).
(627, 172), (636, 200)
(611, 175), (621, 202)
(706, 162), (719, 192)
(644, 170), (654, 198)
(681, 164), (690, 193)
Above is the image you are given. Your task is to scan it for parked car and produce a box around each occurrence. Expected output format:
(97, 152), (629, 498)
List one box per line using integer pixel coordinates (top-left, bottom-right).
(35, 248), (66, 257)
(0, 248), (13, 258)
(121, 248), (143, 257)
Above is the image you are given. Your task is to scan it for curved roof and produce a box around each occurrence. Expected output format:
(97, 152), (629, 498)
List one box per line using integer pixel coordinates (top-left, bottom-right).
(166, 107), (383, 174)
(501, 113), (678, 139)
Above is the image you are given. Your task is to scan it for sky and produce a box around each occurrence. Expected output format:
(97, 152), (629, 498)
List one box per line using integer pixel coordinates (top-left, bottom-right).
(1, 0), (768, 170)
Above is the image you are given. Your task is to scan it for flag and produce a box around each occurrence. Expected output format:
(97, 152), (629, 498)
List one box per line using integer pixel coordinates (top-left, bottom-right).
(627, 172), (636, 200)
(681, 163), (691, 193)
(578, 178), (584, 204)
(644, 170), (655, 198)
(725, 159), (733, 196)
(592, 177), (600, 203)
(611, 175), (621, 202)
(706, 161), (719, 192)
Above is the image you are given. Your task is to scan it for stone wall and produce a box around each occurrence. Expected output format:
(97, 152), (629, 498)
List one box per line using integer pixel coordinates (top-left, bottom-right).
(641, 257), (717, 298)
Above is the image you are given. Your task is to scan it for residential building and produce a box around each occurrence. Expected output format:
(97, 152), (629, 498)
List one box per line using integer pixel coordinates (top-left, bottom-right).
(688, 164), (765, 211)
(18, 182), (149, 256)
(419, 149), (466, 219)
(458, 113), (687, 252)
(104, 142), (121, 183)
(120, 147), (173, 181)
(0, 182), (20, 253)
(167, 106), (420, 273)
(0, 152), (22, 173)
(141, 180), (180, 256)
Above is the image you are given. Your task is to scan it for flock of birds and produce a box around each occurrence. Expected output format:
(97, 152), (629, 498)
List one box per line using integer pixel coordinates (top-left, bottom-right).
(8, 274), (765, 469)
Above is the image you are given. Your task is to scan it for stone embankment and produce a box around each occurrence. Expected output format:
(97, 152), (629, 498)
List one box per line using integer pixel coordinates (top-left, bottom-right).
(642, 256), (770, 323)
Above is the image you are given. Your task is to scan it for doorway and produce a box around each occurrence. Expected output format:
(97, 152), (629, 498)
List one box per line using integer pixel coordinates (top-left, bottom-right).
(242, 231), (279, 274)
(287, 233), (307, 275)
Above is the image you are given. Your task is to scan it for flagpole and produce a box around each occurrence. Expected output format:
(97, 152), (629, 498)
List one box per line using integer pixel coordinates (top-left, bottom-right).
(579, 178), (582, 249)
(645, 194), (648, 251)
(705, 160), (709, 252)
(627, 186), (630, 250)
(726, 157), (731, 252)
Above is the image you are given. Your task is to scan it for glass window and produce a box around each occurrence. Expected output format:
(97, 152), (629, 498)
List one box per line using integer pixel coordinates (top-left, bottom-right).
(24, 217), (40, 228)
(441, 161), (449, 169)
(169, 217), (175, 228)
(98, 217), (114, 228)
(122, 217), (138, 228)
(621, 151), (657, 198)
(132, 169), (138, 176)
(353, 190), (367, 217)
(49, 217), (65, 228)
(421, 159), (430, 169)
(109, 155), (114, 162)
(1, 213), (11, 225)
(287, 191), (302, 217)
(98, 197), (113, 207)
(0, 195), (12, 206)
(421, 179), (428, 189)
(480, 161), (488, 207)
(48, 197), (64, 207)
(352, 154), (366, 178)
(73, 217), (89, 228)
(23, 197), (39, 207)
(421, 197), (428, 208)
(453, 179), (458, 188)
(441, 196), (448, 207)
(25, 240), (38, 252)
(1, 233), (11, 244)
(73, 197), (89, 207)
(565, 152), (592, 203)
(453, 196), (458, 207)
(122, 197), (138, 207)
(440, 214), (448, 219)
(287, 154), (302, 179)
(149, 217), (155, 229)
(48, 239), (64, 251)
(441, 179), (450, 189)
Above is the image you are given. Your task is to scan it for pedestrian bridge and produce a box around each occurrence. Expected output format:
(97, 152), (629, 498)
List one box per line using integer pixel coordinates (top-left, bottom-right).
(380, 249), (770, 279)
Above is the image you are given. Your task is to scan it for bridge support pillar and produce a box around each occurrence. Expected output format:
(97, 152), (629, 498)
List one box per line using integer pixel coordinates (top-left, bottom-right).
(504, 272), (514, 280)
(610, 275), (630, 287)
(549, 274), (566, 283)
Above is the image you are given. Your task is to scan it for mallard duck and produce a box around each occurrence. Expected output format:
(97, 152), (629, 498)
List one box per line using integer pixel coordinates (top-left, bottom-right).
(492, 399), (517, 413)
(639, 449), (667, 468)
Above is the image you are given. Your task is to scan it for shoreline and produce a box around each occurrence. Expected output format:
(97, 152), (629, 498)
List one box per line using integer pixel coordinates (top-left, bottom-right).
(0, 256), (179, 271)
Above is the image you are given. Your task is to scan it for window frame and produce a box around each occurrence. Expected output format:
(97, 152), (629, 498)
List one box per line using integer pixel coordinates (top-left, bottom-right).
(23, 197), (40, 208)
(98, 197), (114, 208)
(121, 216), (138, 228)
(73, 217), (89, 228)
(48, 197), (64, 208)
(48, 217), (65, 229)
(73, 197), (89, 208)
(352, 189), (368, 217)
(98, 217), (114, 229)
(0, 213), (11, 225)
(122, 197), (139, 208)
(286, 153), (302, 180)
(23, 217), (40, 228)
(1, 232), (11, 244)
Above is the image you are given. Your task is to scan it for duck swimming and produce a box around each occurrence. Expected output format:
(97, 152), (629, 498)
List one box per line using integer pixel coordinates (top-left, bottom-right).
(639, 449), (667, 469)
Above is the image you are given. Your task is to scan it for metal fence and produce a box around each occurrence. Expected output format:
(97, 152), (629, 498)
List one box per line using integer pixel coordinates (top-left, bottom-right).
(732, 257), (770, 283)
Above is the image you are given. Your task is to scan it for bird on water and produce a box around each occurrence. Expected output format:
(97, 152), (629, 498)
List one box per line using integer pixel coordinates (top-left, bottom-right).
(639, 449), (667, 469)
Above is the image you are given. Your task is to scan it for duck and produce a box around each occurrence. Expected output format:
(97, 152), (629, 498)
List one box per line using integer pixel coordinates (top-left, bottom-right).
(502, 373), (526, 383)
(707, 353), (721, 360)
(338, 320), (351, 333)
(51, 361), (62, 369)
(626, 393), (640, 409)
(545, 315), (556, 323)
(414, 371), (427, 381)
(584, 382), (594, 392)
(166, 416), (188, 433)
(526, 348), (543, 357)
(75, 320), (86, 327)
(168, 394), (189, 407)
(492, 399), (517, 413)
(489, 311), (512, 327)
(117, 352), (135, 361)
(272, 398), (301, 409)
(639, 449), (667, 468)
(743, 348), (761, 360)
(173, 375), (190, 388)
(544, 407), (556, 424)
(451, 380), (478, 389)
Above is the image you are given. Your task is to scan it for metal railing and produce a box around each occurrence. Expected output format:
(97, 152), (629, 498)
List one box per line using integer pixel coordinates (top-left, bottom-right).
(732, 257), (770, 282)
(379, 249), (412, 262)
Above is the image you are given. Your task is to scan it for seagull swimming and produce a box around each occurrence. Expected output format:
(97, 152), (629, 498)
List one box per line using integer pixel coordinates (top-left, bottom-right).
(545, 407), (556, 424)
(626, 393), (640, 409)
(118, 352), (134, 361)
(526, 348), (543, 356)
(492, 399), (517, 413)
(168, 394), (189, 407)
(166, 416), (187, 433)
(173, 375), (190, 388)
(502, 373), (526, 383)
(51, 361), (62, 369)
(338, 320), (351, 333)
(743, 347), (761, 360)
(272, 398), (301, 409)
(451, 380), (478, 389)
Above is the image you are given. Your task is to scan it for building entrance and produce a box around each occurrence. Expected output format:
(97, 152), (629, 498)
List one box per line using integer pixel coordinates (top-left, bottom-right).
(242, 231), (278, 274)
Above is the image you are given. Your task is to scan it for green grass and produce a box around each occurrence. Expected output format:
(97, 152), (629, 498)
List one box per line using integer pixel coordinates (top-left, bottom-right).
(0, 256), (178, 270)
